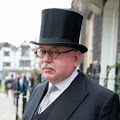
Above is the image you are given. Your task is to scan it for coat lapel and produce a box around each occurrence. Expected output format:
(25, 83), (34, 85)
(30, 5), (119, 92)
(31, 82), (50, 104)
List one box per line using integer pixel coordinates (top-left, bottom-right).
(47, 72), (89, 120)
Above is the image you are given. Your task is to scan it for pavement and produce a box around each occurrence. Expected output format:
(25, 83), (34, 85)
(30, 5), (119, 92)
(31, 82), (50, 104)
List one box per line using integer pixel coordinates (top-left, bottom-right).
(0, 90), (23, 120)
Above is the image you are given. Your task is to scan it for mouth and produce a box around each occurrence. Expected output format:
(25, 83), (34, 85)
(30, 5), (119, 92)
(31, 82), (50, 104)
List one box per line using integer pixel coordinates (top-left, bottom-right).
(43, 67), (52, 69)
(43, 67), (55, 71)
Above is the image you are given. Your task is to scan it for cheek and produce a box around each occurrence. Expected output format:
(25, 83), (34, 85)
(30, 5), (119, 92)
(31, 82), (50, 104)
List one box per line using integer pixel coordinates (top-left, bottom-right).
(55, 58), (75, 75)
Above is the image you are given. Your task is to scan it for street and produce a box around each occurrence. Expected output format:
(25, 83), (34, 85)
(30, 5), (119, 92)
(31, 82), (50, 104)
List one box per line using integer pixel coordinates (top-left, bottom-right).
(0, 90), (22, 120)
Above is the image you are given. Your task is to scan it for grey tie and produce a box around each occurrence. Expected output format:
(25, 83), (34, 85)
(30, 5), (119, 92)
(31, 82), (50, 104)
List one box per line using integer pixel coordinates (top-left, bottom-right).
(38, 84), (56, 114)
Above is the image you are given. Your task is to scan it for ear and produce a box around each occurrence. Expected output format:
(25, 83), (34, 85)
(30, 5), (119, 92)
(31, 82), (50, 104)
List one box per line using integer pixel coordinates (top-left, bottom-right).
(73, 51), (81, 68)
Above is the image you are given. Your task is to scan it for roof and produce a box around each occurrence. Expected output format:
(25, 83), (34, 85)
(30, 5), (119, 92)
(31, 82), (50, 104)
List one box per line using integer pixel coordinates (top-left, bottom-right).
(0, 42), (17, 51)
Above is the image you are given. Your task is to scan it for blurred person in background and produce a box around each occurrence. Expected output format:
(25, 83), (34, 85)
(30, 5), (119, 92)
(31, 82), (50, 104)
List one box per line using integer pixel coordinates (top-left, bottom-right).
(28, 78), (35, 92)
(19, 73), (28, 92)
(23, 8), (120, 120)
(12, 77), (18, 105)
(0, 77), (2, 88)
(4, 76), (13, 96)
(0, 73), (3, 89)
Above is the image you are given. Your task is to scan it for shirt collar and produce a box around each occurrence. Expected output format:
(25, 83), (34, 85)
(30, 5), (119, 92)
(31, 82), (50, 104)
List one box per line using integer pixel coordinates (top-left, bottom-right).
(49, 69), (78, 91)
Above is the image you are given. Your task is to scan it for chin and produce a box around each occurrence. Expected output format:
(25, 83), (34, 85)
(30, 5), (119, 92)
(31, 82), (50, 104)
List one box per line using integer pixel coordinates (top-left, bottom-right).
(43, 74), (56, 81)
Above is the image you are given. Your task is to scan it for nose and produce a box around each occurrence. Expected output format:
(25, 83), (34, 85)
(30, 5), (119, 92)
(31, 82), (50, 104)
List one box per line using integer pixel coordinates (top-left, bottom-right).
(42, 52), (52, 62)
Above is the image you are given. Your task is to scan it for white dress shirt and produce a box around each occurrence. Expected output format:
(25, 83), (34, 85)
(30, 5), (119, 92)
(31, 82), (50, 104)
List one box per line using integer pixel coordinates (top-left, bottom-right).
(48, 69), (78, 106)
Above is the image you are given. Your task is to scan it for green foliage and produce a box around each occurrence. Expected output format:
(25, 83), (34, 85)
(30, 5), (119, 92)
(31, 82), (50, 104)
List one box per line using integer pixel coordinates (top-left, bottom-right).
(104, 62), (120, 100)
(114, 62), (120, 99)
(104, 65), (116, 87)
(0, 82), (6, 92)
(31, 69), (39, 79)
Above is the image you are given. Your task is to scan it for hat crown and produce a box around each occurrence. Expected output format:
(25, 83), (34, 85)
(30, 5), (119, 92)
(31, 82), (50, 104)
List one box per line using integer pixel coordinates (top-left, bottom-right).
(40, 8), (83, 44)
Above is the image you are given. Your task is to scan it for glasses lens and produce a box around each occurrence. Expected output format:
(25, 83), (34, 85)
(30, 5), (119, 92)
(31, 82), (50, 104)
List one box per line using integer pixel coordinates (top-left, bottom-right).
(36, 48), (60, 59)
(37, 49), (46, 58)
(49, 48), (59, 58)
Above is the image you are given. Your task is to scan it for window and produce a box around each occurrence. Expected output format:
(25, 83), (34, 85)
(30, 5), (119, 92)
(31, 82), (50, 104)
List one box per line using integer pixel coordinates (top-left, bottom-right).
(21, 46), (29, 56)
(20, 60), (30, 66)
(4, 51), (9, 56)
(3, 62), (10, 66)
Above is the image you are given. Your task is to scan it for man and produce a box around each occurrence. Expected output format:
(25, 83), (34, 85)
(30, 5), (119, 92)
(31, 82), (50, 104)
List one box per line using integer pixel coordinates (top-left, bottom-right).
(23, 8), (120, 120)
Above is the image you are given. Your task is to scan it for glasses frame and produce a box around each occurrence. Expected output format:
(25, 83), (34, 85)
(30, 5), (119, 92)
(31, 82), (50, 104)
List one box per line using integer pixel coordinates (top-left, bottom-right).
(34, 47), (77, 59)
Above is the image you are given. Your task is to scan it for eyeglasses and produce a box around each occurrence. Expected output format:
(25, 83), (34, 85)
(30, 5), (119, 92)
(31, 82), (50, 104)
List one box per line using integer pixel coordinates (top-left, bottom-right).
(35, 47), (76, 59)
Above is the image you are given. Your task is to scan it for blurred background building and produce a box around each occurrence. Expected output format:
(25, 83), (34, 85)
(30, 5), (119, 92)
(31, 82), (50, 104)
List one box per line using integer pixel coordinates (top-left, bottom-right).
(0, 41), (39, 79)
(72, 0), (120, 92)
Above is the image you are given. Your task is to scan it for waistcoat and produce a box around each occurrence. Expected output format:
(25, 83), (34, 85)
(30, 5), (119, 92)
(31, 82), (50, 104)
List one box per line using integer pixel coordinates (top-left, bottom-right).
(33, 96), (60, 120)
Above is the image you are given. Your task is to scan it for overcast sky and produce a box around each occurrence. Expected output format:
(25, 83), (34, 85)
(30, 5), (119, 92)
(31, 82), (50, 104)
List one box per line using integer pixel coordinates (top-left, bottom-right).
(0, 0), (72, 48)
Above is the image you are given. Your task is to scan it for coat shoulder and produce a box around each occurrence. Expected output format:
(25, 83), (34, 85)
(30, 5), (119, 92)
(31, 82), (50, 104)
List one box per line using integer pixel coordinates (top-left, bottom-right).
(83, 73), (119, 107)
(87, 77), (114, 96)
(79, 72), (114, 96)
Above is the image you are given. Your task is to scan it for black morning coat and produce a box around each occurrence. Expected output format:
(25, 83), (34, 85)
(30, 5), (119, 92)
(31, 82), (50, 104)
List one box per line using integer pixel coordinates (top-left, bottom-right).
(23, 72), (120, 120)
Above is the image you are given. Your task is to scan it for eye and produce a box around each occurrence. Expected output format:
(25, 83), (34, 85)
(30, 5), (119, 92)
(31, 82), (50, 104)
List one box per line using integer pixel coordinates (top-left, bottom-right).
(49, 47), (60, 58)
(37, 49), (46, 56)
(50, 51), (58, 55)
(40, 50), (46, 54)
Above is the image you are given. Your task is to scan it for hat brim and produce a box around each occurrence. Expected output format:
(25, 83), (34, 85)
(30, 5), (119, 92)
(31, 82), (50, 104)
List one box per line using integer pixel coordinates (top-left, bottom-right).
(30, 40), (87, 53)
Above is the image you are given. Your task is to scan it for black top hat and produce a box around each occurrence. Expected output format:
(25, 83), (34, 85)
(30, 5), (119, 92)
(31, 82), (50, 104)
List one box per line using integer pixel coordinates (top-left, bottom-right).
(30, 8), (88, 53)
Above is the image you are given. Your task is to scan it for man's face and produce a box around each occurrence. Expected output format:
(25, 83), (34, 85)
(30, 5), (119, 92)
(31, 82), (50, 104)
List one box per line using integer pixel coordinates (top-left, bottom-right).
(38, 45), (81, 84)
